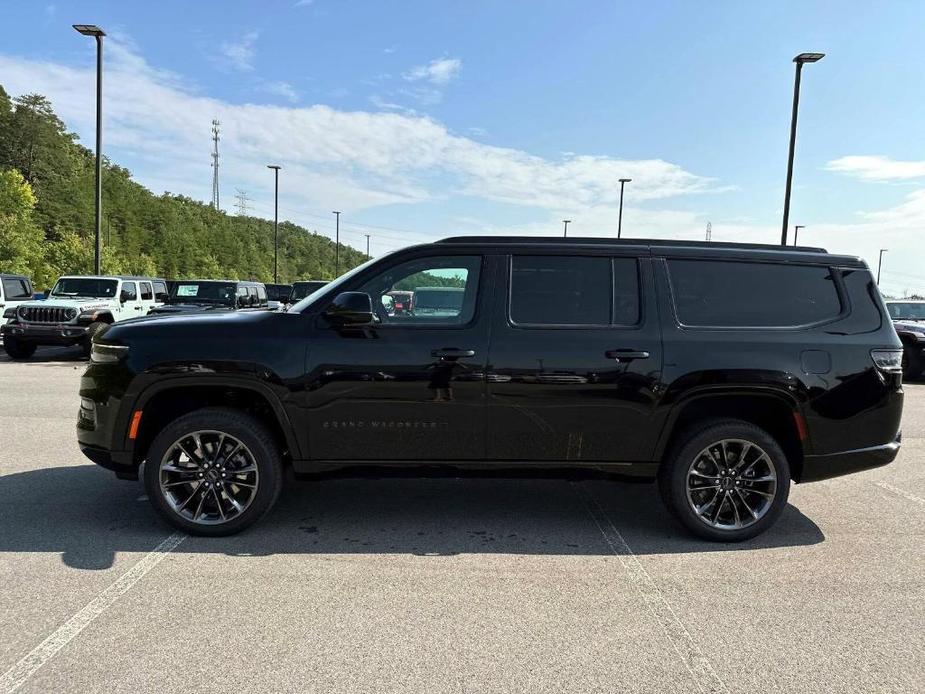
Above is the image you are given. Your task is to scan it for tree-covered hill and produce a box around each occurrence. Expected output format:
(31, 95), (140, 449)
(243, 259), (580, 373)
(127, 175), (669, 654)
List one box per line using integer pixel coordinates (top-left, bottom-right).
(0, 85), (366, 290)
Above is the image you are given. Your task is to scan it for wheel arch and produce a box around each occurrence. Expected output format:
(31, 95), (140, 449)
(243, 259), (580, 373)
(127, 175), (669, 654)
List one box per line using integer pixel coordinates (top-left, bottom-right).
(654, 389), (807, 481)
(129, 377), (301, 467)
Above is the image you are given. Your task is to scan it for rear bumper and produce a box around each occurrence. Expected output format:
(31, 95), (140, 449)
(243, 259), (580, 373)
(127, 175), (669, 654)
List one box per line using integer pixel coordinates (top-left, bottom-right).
(799, 433), (901, 483)
(1, 322), (88, 345)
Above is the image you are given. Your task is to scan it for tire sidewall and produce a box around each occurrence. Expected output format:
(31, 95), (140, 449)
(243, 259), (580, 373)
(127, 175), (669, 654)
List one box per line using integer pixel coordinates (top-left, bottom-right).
(82, 321), (106, 357)
(143, 408), (283, 536)
(661, 420), (791, 542)
(3, 337), (36, 359)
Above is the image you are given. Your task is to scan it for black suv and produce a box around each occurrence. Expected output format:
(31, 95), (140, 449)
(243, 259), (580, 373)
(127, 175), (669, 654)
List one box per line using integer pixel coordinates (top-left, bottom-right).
(77, 237), (904, 540)
(147, 279), (268, 315)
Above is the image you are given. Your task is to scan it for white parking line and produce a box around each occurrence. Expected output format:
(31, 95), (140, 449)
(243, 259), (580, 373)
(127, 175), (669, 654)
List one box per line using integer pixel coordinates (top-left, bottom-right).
(0, 532), (186, 694)
(875, 481), (925, 509)
(572, 482), (728, 694)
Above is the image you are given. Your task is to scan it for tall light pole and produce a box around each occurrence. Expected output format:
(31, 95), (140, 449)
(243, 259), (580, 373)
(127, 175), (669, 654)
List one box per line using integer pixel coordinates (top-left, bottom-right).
(794, 225), (805, 246)
(877, 249), (888, 285)
(267, 165), (281, 282)
(617, 178), (631, 239)
(781, 52), (825, 246)
(73, 24), (105, 274)
(332, 211), (341, 276)
(365, 234), (370, 260)
(562, 219), (571, 237)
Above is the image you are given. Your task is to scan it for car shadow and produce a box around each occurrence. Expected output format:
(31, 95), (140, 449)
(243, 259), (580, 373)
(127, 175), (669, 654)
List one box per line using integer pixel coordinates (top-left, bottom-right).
(0, 345), (85, 364)
(0, 465), (825, 571)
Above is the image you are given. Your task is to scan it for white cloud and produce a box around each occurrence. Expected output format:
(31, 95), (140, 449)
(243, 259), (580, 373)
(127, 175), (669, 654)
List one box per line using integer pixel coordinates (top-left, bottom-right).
(219, 31), (258, 72)
(826, 155), (925, 181)
(403, 57), (462, 85)
(294, 0), (314, 6)
(263, 81), (299, 103)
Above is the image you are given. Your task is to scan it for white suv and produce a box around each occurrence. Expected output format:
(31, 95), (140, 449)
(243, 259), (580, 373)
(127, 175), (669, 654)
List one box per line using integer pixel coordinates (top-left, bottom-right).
(1, 275), (167, 359)
(0, 274), (36, 317)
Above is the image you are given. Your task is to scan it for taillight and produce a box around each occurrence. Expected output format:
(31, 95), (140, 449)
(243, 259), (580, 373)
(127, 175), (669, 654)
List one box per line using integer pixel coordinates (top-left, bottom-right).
(395, 302), (403, 309)
(870, 349), (903, 374)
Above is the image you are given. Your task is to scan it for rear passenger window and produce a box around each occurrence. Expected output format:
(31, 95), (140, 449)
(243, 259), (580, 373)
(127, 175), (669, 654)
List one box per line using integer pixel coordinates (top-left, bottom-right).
(140, 282), (153, 300)
(256, 285), (267, 304)
(668, 260), (841, 327)
(511, 256), (615, 326)
(121, 282), (137, 301)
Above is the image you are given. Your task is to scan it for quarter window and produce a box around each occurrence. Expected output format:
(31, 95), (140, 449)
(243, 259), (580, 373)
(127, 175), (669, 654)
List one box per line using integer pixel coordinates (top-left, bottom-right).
(358, 255), (481, 325)
(668, 259), (842, 327)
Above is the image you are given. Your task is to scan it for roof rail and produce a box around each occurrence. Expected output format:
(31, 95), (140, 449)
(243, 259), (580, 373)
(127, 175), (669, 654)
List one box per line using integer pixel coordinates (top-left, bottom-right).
(435, 235), (828, 253)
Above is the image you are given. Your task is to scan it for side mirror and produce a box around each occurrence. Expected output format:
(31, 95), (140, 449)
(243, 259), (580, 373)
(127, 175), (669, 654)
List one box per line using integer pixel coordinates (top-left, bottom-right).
(325, 291), (374, 326)
(119, 290), (131, 303)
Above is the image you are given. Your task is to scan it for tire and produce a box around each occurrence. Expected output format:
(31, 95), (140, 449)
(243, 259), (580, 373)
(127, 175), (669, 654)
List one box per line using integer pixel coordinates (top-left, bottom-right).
(81, 321), (106, 358)
(902, 345), (923, 381)
(144, 407), (284, 536)
(658, 419), (791, 542)
(3, 337), (37, 360)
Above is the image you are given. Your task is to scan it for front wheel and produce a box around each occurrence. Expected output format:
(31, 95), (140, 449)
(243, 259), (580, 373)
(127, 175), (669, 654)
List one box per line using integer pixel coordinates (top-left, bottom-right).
(144, 407), (284, 536)
(658, 419), (791, 542)
(3, 337), (37, 360)
(81, 321), (107, 358)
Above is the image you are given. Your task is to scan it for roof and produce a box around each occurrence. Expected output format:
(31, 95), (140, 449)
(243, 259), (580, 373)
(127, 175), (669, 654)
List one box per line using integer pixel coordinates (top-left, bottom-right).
(172, 278), (265, 285)
(0, 273), (30, 279)
(432, 235), (865, 267)
(58, 275), (165, 281)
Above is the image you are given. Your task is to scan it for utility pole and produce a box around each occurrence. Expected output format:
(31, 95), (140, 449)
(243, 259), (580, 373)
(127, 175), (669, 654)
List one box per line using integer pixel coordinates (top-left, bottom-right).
(365, 234), (370, 260)
(617, 178), (631, 239)
(705, 221), (712, 242)
(877, 249), (888, 285)
(562, 219), (571, 237)
(234, 188), (250, 216)
(267, 165), (281, 283)
(73, 24), (105, 274)
(211, 119), (221, 210)
(332, 211), (341, 276)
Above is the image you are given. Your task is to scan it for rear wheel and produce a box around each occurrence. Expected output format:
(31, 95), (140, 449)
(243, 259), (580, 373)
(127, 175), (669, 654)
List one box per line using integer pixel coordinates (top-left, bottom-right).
(81, 321), (106, 358)
(144, 407), (283, 536)
(658, 419), (791, 542)
(3, 337), (37, 360)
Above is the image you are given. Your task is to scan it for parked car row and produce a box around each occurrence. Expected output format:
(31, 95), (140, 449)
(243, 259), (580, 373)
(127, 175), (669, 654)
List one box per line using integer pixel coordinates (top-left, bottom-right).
(886, 299), (925, 379)
(1, 273), (328, 359)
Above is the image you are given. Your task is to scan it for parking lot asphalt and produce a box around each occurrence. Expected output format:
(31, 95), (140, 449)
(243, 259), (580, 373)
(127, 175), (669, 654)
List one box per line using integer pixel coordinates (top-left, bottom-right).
(0, 346), (922, 693)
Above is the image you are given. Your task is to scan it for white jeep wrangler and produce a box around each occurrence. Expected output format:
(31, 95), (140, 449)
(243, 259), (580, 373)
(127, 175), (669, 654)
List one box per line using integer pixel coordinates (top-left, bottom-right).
(1, 275), (167, 359)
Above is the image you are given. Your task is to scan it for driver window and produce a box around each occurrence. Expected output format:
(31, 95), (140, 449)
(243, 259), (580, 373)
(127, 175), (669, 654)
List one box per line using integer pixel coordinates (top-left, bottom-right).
(358, 255), (481, 326)
(121, 282), (137, 301)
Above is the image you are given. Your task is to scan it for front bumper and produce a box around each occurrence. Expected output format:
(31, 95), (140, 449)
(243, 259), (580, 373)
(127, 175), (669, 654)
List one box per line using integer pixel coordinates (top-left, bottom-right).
(1, 321), (89, 346)
(800, 433), (902, 483)
(78, 444), (137, 479)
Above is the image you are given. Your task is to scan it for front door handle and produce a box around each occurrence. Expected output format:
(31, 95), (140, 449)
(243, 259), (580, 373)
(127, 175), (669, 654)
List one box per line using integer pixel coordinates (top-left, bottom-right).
(432, 348), (476, 359)
(605, 349), (650, 362)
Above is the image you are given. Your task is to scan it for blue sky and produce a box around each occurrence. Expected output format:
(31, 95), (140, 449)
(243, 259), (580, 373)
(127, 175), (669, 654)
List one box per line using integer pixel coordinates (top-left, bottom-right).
(3, 0), (925, 294)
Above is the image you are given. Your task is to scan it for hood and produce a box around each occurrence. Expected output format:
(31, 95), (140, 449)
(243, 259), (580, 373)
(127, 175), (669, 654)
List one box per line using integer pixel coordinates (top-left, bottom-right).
(17, 298), (114, 311)
(148, 303), (232, 315)
(104, 308), (285, 341)
(893, 320), (925, 333)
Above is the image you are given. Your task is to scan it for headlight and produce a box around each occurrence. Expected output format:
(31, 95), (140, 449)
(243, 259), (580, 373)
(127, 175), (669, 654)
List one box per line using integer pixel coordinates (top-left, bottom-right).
(90, 343), (129, 364)
(66, 308), (78, 320)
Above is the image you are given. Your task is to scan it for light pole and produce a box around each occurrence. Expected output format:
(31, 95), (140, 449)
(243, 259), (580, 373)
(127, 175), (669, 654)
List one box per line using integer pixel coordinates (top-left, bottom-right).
(877, 249), (888, 285)
(781, 52), (825, 246)
(562, 219), (571, 237)
(73, 24), (105, 274)
(267, 165), (281, 282)
(332, 211), (341, 276)
(794, 225), (805, 246)
(365, 234), (370, 260)
(617, 178), (631, 239)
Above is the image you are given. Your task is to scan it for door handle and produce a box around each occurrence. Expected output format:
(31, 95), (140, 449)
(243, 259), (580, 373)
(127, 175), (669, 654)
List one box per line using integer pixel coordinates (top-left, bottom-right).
(605, 349), (650, 362)
(432, 348), (476, 359)
(134, 306), (143, 310)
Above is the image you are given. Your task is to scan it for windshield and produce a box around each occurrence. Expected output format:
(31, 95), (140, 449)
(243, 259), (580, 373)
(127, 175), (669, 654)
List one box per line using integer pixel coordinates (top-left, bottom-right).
(50, 278), (118, 299)
(169, 282), (236, 305)
(413, 287), (464, 311)
(290, 281), (328, 302)
(887, 302), (925, 321)
(290, 256), (385, 313)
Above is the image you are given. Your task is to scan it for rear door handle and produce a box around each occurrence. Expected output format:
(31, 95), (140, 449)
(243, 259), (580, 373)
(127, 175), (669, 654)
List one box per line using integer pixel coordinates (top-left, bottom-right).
(605, 349), (650, 362)
(432, 348), (476, 359)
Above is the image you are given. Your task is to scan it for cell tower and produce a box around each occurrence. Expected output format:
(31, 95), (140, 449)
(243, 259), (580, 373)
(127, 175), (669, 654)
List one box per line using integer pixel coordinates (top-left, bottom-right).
(705, 221), (712, 242)
(234, 188), (250, 216)
(211, 119), (221, 210)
